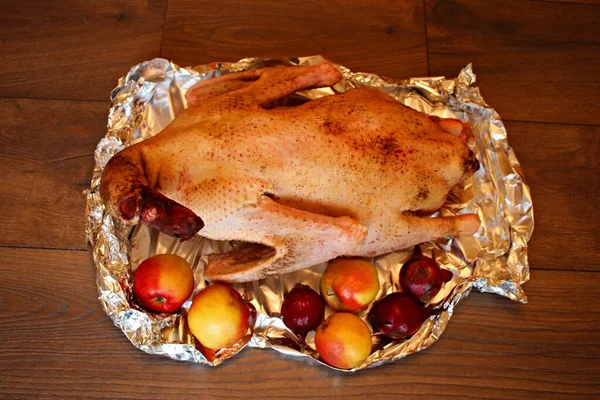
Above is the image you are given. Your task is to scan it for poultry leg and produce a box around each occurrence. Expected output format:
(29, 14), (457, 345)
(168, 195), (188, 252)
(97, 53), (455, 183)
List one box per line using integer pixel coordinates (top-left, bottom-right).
(352, 212), (480, 257)
(233, 62), (341, 106)
(204, 195), (367, 282)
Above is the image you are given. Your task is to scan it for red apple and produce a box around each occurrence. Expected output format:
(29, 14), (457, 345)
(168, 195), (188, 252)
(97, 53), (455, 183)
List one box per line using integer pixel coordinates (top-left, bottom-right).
(281, 284), (325, 337)
(320, 258), (380, 312)
(187, 284), (250, 350)
(368, 292), (433, 339)
(132, 254), (194, 313)
(400, 254), (453, 303)
(315, 313), (372, 369)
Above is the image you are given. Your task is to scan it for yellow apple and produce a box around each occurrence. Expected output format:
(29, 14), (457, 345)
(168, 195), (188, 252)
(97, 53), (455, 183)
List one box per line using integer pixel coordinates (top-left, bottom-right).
(187, 284), (250, 350)
(320, 258), (380, 312)
(315, 313), (372, 369)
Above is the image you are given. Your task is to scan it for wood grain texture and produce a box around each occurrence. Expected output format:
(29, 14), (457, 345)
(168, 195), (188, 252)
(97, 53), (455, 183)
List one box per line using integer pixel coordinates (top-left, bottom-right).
(161, 0), (428, 79)
(505, 121), (599, 270)
(426, 0), (600, 125)
(0, 248), (598, 399)
(0, 98), (106, 249)
(539, 0), (600, 4)
(0, 0), (166, 101)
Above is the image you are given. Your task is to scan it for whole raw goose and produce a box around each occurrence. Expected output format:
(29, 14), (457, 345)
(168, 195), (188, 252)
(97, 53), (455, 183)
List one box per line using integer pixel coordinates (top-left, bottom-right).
(101, 62), (480, 282)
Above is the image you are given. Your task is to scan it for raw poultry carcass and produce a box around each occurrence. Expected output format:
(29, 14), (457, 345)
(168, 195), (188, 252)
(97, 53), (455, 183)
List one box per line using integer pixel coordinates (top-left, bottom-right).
(100, 62), (480, 282)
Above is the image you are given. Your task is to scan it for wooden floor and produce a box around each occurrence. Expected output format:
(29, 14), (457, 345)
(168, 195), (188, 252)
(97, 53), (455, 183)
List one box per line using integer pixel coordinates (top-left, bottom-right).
(1, 0), (598, 398)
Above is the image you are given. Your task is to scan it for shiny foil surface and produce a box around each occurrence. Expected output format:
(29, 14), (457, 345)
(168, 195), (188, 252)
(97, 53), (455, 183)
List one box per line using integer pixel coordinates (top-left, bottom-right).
(85, 56), (533, 370)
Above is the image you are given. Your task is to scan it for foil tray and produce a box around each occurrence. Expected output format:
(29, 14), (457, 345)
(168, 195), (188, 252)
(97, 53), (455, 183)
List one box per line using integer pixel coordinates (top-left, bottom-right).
(85, 56), (533, 370)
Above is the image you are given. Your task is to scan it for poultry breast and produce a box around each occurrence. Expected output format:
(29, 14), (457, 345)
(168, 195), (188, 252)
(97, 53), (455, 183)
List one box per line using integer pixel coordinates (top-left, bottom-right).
(101, 62), (480, 282)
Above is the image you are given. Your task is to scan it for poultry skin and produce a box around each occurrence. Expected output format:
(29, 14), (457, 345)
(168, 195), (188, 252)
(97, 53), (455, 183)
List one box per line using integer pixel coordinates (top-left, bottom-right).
(101, 62), (480, 282)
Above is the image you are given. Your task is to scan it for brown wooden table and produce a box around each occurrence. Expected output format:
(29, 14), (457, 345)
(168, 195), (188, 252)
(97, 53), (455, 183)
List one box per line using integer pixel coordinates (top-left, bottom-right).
(1, 1), (598, 398)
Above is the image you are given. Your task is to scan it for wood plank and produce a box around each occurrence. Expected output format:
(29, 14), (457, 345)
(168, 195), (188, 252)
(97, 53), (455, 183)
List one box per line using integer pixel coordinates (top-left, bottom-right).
(0, 248), (598, 399)
(0, 0), (166, 101)
(161, 0), (428, 79)
(505, 120), (599, 270)
(539, 0), (600, 4)
(426, 0), (600, 125)
(0, 98), (106, 249)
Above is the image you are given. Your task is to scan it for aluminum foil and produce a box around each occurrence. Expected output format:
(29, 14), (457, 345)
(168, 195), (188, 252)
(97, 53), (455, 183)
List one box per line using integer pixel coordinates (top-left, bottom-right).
(85, 56), (533, 370)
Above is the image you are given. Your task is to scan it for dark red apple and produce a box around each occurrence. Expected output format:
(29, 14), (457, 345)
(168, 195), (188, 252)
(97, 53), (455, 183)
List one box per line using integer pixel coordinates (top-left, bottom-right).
(400, 254), (452, 303)
(368, 292), (432, 339)
(281, 284), (325, 336)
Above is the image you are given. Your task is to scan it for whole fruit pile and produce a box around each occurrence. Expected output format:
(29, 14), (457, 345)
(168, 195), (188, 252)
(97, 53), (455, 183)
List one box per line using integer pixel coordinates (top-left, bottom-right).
(131, 254), (253, 352)
(131, 251), (452, 369)
(368, 253), (452, 340)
